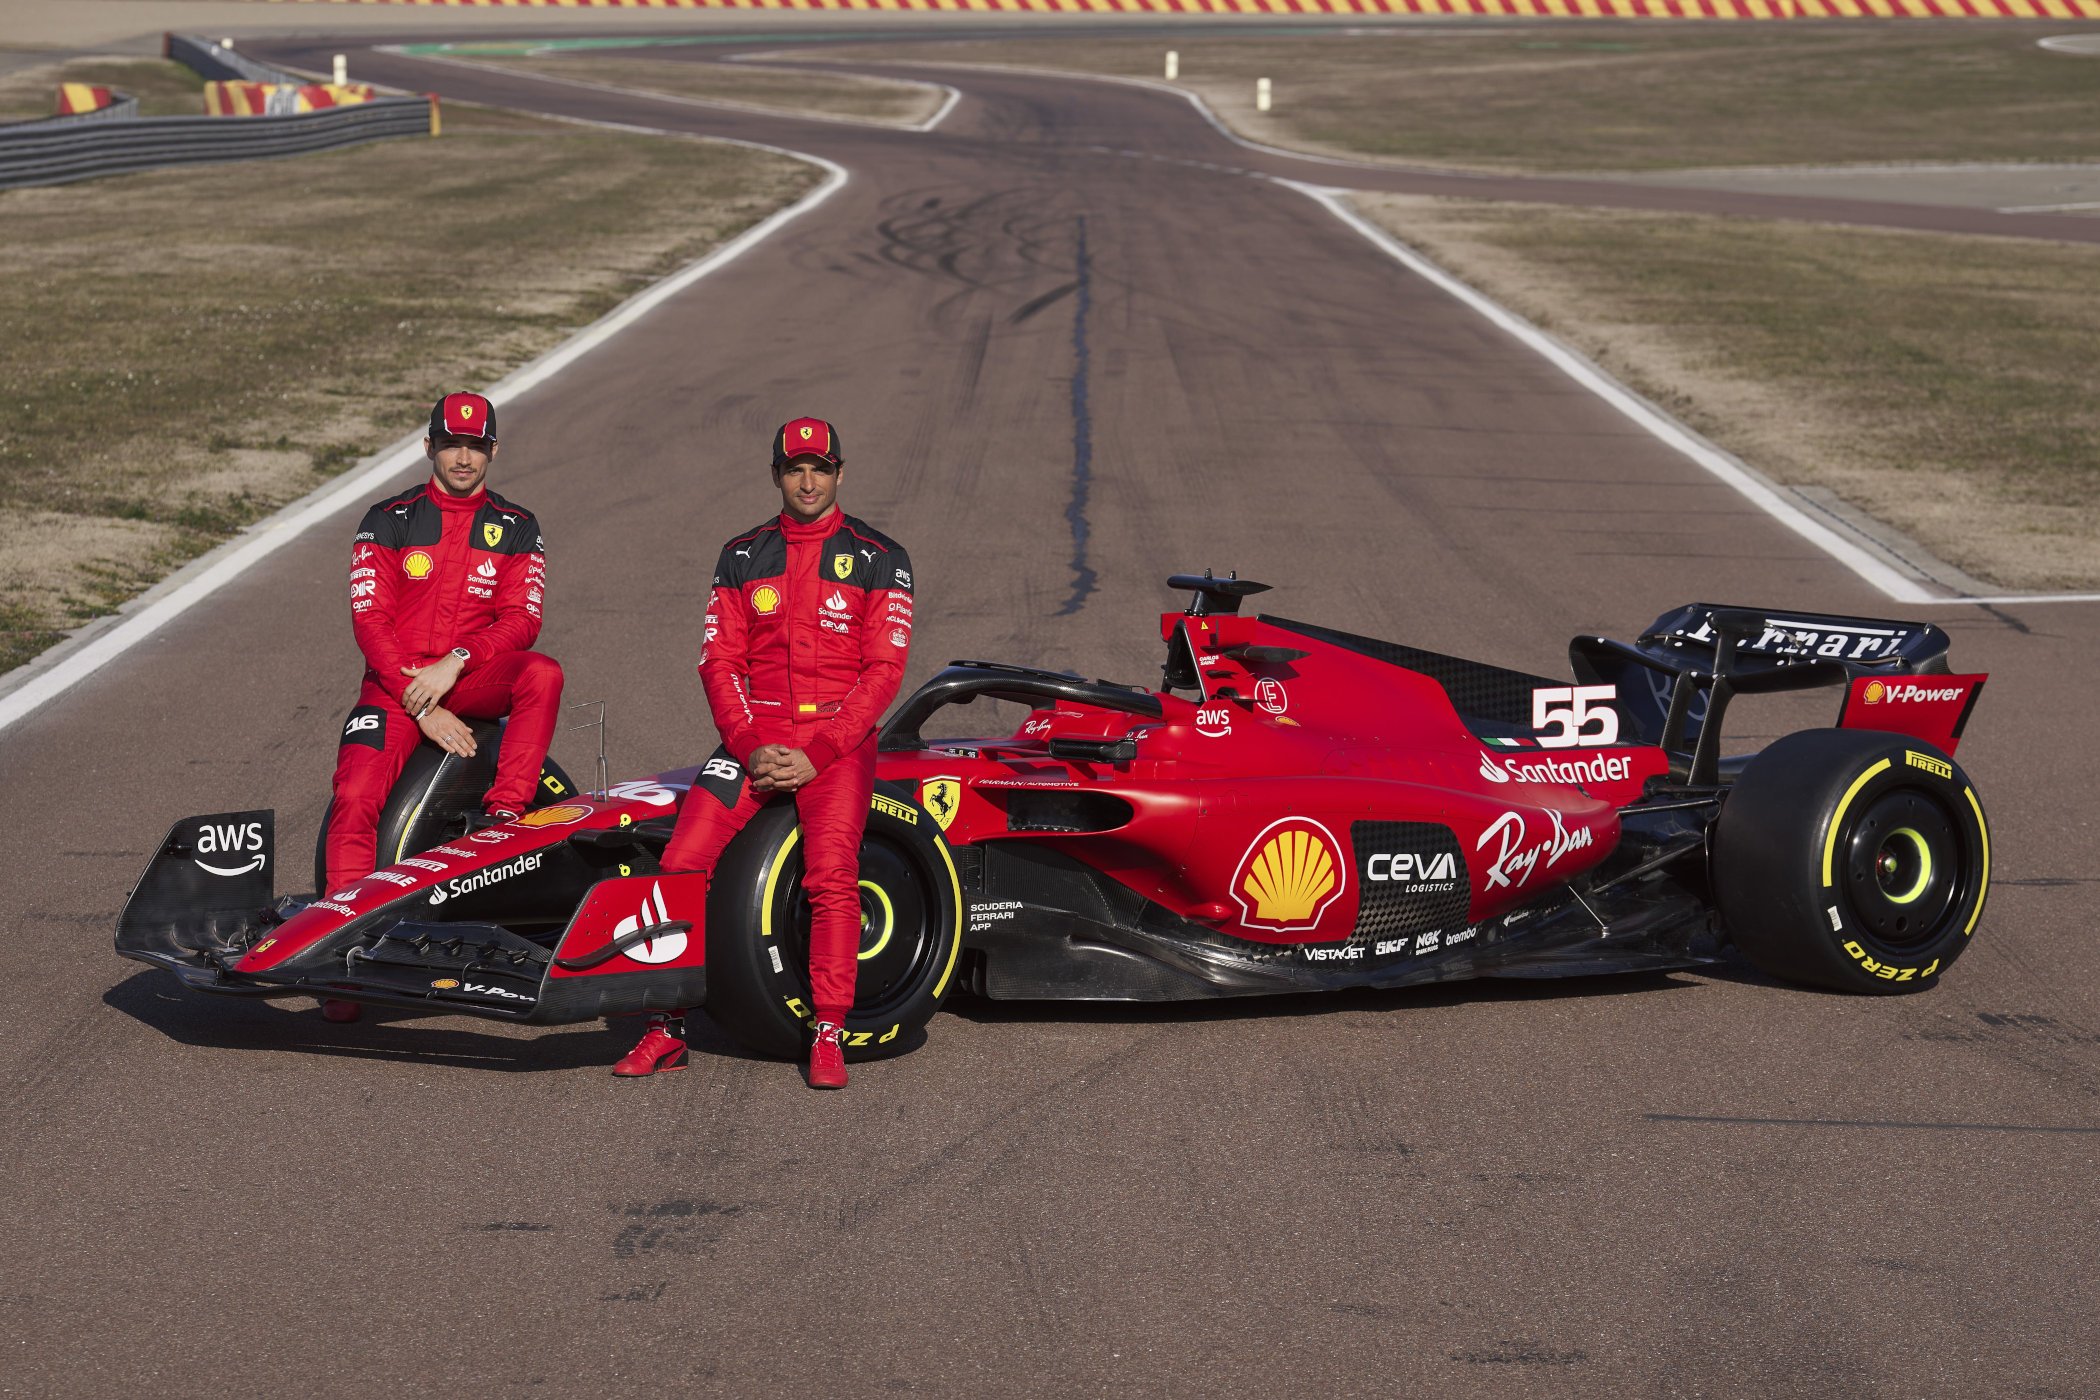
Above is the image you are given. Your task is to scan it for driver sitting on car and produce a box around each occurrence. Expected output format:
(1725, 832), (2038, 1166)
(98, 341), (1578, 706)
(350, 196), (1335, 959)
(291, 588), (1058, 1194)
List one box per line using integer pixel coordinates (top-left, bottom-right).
(320, 392), (564, 1022)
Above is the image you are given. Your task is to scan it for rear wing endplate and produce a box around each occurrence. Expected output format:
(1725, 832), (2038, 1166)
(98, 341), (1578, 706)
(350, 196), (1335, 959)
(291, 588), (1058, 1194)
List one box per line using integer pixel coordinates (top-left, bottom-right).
(1571, 604), (1981, 783)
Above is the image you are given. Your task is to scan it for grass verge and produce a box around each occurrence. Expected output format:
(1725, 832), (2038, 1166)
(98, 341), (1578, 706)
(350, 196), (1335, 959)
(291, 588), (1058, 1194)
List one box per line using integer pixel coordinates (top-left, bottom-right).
(829, 24), (2100, 172)
(458, 48), (946, 127)
(0, 56), (207, 121)
(1356, 195), (2100, 590)
(0, 104), (818, 676)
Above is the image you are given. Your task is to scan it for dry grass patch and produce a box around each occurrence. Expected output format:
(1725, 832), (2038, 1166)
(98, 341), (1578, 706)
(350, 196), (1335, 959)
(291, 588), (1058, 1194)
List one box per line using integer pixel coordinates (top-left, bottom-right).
(1357, 195), (2100, 590)
(458, 48), (945, 127)
(0, 56), (206, 121)
(0, 104), (818, 674)
(834, 24), (2100, 172)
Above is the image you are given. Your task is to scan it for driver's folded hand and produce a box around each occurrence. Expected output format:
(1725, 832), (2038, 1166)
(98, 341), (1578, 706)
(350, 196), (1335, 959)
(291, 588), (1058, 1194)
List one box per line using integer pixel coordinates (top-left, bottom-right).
(416, 706), (477, 758)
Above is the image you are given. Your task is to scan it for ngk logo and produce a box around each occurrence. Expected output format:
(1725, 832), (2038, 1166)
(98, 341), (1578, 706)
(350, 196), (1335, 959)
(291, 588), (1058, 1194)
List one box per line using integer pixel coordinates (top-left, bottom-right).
(1863, 680), (1964, 705)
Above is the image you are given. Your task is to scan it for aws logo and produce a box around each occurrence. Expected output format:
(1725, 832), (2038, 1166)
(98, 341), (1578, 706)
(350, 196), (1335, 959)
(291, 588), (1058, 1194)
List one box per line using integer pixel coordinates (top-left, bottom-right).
(1231, 818), (1347, 933)
(192, 819), (266, 878)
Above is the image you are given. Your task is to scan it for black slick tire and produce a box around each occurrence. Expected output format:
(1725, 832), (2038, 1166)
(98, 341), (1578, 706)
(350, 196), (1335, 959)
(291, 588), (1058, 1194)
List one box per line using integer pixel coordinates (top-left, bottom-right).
(312, 718), (578, 891)
(1713, 728), (1990, 993)
(703, 783), (964, 1061)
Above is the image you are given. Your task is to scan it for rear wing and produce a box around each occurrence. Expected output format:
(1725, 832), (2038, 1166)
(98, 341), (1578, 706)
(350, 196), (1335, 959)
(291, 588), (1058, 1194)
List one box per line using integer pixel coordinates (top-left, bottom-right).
(1571, 604), (1984, 783)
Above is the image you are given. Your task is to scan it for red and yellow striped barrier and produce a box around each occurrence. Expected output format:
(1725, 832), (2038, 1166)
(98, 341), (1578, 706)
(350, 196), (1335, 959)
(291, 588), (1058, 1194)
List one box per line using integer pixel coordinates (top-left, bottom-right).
(54, 84), (118, 116)
(204, 81), (380, 116)
(268, 0), (2100, 15)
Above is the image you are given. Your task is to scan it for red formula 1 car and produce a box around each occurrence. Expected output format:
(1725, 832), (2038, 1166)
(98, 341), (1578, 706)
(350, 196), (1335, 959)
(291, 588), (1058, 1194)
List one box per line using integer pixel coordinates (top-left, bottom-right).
(118, 574), (1993, 1060)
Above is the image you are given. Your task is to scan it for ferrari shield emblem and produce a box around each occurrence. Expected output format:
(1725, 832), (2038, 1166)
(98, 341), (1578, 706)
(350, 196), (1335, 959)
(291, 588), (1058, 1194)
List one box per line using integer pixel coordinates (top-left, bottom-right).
(832, 553), (854, 581)
(919, 777), (961, 832)
(482, 522), (504, 548)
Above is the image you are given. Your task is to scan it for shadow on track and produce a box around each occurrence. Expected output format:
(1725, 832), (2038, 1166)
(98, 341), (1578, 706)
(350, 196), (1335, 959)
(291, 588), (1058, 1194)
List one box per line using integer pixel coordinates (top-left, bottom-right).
(943, 963), (1719, 1031)
(101, 970), (758, 1072)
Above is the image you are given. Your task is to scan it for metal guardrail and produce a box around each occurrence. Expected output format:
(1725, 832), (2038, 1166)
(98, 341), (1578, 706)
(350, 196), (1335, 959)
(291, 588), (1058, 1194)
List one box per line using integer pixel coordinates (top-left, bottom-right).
(0, 99), (433, 191)
(0, 36), (431, 192)
(165, 33), (299, 86)
(26, 95), (144, 129)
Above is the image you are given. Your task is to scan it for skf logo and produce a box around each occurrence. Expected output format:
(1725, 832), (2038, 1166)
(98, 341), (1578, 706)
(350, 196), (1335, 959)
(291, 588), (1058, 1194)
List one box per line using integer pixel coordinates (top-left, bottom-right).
(919, 777), (961, 832)
(482, 523), (504, 548)
(751, 585), (780, 615)
(402, 550), (434, 579)
(1231, 818), (1347, 933)
(615, 882), (686, 965)
(833, 553), (853, 581)
(516, 804), (592, 827)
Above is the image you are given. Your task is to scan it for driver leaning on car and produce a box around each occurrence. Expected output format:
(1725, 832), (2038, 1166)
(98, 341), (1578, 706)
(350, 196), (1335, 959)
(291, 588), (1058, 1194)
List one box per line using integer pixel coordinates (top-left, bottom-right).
(322, 393), (564, 1022)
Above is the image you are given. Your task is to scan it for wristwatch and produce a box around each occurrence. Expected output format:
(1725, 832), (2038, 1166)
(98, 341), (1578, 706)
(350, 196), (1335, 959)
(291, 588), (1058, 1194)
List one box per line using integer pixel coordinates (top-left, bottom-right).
(450, 646), (471, 663)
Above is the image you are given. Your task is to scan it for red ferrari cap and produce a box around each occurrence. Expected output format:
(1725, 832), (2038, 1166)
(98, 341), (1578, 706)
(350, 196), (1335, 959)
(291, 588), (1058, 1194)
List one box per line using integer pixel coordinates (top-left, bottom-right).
(429, 392), (498, 442)
(772, 416), (841, 469)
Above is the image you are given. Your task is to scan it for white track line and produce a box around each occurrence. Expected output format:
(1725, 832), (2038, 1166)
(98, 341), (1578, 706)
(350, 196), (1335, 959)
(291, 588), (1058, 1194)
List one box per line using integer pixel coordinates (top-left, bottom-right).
(396, 46), (961, 134)
(860, 55), (2099, 608)
(1298, 184), (1935, 605)
(1998, 199), (2100, 214)
(0, 135), (847, 737)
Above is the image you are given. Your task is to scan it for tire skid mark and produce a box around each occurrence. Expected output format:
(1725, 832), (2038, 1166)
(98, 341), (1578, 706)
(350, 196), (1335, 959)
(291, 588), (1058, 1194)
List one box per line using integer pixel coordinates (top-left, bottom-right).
(1058, 214), (1096, 618)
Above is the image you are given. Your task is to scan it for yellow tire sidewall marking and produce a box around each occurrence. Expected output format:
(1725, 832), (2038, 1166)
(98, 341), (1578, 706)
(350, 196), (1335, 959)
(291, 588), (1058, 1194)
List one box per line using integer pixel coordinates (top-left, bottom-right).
(1823, 758), (1892, 888)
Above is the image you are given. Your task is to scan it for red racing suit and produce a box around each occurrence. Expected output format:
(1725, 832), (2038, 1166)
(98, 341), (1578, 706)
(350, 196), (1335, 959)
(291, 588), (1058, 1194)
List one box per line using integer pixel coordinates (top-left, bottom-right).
(325, 482), (563, 889)
(660, 507), (914, 1025)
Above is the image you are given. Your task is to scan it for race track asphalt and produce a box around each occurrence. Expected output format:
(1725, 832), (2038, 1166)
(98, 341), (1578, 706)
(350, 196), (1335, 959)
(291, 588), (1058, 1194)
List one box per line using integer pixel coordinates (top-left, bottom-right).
(2, 28), (2095, 1398)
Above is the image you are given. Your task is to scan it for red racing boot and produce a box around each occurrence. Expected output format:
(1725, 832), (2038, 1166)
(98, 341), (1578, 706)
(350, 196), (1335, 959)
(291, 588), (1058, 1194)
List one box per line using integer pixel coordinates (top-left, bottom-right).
(613, 1013), (688, 1078)
(319, 998), (362, 1024)
(806, 1021), (847, 1090)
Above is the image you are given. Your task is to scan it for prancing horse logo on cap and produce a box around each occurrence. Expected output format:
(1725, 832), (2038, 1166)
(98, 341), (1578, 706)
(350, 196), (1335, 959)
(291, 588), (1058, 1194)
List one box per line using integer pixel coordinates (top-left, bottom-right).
(800, 425), (814, 441)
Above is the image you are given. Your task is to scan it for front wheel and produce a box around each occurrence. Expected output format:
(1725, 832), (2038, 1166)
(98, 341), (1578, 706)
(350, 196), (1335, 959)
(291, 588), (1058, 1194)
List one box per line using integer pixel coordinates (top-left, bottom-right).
(312, 717), (578, 891)
(1713, 729), (1990, 993)
(704, 784), (965, 1061)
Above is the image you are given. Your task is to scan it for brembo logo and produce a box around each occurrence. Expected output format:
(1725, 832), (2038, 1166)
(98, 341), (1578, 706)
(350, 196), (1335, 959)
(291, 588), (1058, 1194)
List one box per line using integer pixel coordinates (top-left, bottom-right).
(1864, 680), (1964, 705)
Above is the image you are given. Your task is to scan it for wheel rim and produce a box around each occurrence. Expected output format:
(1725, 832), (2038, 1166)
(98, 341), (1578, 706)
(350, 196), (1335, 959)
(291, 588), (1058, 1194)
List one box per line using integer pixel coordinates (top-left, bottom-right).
(776, 834), (941, 1023)
(1843, 790), (1960, 951)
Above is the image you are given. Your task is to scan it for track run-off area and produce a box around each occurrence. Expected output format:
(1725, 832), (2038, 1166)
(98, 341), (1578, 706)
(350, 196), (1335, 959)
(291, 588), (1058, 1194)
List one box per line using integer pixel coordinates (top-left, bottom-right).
(3, 20), (2096, 1397)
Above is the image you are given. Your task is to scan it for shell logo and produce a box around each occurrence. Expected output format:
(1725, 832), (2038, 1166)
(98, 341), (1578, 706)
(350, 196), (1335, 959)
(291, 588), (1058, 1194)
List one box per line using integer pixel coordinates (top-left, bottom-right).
(403, 550), (434, 579)
(1863, 680), (1887, 704)
(1231, 818), (1348, 933)
(516, 804), (591, 828)
(430, 978), (461, 990)
(751, 585), (780, 615)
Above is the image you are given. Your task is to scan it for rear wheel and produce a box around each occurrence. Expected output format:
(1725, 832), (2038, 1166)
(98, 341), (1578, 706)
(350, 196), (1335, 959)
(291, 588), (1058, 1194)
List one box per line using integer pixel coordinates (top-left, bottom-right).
(704, 784), (964, 1061)
(1714, 729), (1989, 993)
(312, 717), (578, 891)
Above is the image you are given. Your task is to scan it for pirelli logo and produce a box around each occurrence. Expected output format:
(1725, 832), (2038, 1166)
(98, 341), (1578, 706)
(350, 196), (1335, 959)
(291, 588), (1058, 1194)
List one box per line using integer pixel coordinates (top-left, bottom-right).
(1906, 750), (1953, 780)
(871, 793), (918, 826)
